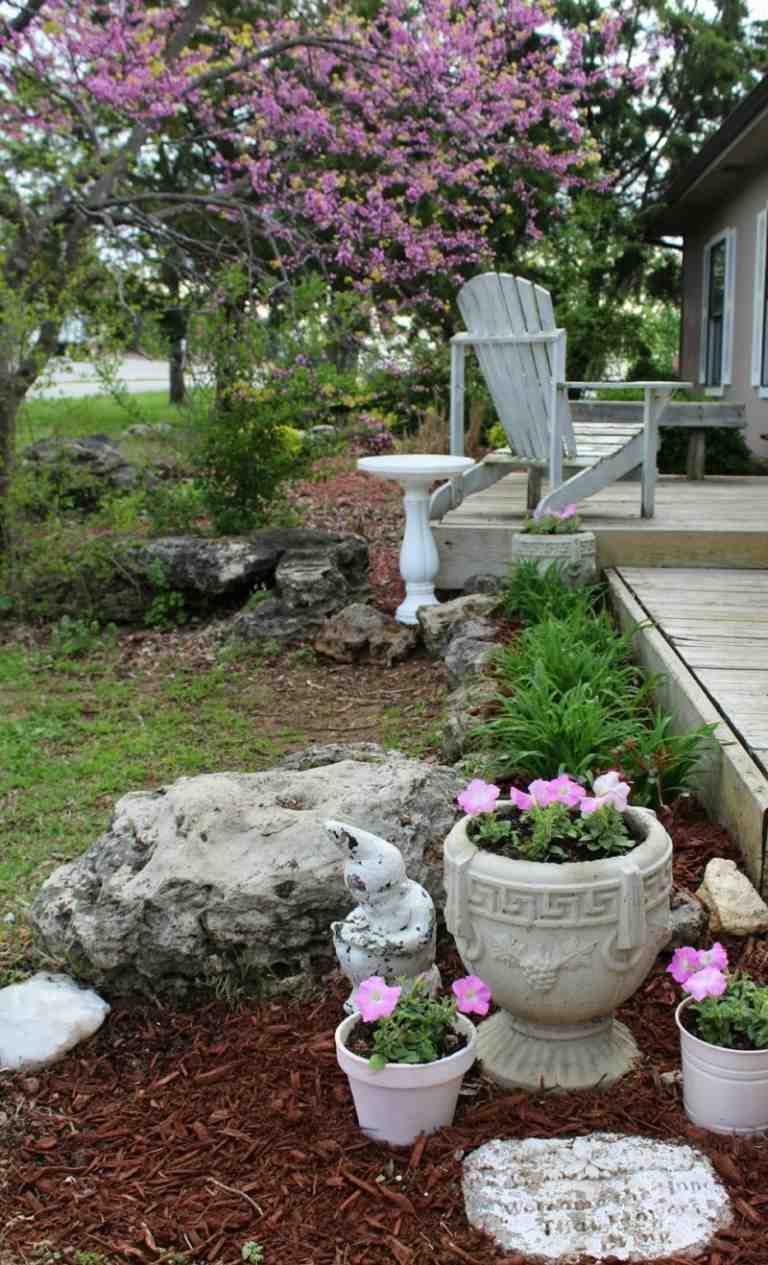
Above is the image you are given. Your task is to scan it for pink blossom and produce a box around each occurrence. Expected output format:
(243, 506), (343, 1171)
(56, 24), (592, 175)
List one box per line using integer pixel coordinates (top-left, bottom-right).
(458, 779), (500, 816)
(698, 942), (728, 972)
(452, 975), (491, 1016)
(354, 977), (402, 1022)
(555, 504), (577, 520)
(667, 946), (704, 984)
(546, 775), (586, 806)
(683, 966), (728, 1001)
(580, 771), (630, 815)
(528, 778), (557, 806)
(510, 787), (533, 811)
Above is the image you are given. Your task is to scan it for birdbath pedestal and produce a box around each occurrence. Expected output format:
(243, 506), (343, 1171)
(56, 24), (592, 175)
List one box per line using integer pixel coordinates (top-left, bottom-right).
(357, 454), (474, 625)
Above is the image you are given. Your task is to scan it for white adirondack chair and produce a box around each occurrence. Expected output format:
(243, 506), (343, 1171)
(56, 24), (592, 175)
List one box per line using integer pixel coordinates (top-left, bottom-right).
(429, 272), (688, 523)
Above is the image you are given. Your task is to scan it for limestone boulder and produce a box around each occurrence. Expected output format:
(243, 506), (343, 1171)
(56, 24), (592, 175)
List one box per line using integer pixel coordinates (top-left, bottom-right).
(21, 433), (149, 506)
(417, 594), (498, 656)
(227, 533), (369, 642)
(463, 574), (505, 597)
(30, 750), (463, 991)
(443, 618), (498, 685)
(440, 676), (498, 763)
(695, 858), (768, 936)
(314, 603), (419, 665)
(668, 887), (708, 949)
(130, 537), (279, 599)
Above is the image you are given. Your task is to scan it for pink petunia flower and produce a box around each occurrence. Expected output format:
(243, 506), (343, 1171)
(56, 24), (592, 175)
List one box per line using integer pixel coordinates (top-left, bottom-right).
(683, 966), (728, 1001)
(555, 504), (577, 520)
(667, 946), (703, 984)
(698, 942), (729, 972)
(547, 774), (587, 807)
(458, 779), (500, 816)
(452, 975), (492, 1016)
(354, 977), (401, 1022)
(510, 786), (533, 811)
(528, 778), (557, 807)
(580, 771), (631, 815)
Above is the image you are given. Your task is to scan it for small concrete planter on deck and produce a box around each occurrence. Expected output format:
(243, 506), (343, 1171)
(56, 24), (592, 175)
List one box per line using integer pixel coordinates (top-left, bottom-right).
(510, 529), (597, 585)
(444, 804), (673, 1092)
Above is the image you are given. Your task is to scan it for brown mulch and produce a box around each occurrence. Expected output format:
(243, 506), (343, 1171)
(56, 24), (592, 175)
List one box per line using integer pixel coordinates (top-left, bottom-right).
(287, 459), (406, 614)
(3, 806), (768, 1265)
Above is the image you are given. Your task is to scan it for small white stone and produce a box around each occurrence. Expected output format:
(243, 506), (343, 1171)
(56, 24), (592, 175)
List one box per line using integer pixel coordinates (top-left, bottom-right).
(695, 858), (768, 937)
(462, 1133), (731, 1262)
(0, 972), (110, 1070)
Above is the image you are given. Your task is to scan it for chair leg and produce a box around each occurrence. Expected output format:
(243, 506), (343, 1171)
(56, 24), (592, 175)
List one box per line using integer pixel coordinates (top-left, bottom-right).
(526, 466), (543, 511)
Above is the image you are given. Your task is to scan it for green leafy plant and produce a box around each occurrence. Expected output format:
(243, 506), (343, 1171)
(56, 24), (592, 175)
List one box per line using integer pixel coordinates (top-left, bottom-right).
(351, 974), (491, 1070)
(241, 1243), (265, 1265)
(144, 558), (187, 629)
(612, 710), (716, 808)
(472, 665), (646, 781)
(500, 560), (601, 625)
(49, 615), (117, 659)
(494, 613), (648, 702)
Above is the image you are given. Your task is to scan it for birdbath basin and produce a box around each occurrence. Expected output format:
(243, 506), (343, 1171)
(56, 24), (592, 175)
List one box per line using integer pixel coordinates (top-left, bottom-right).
(357, 454), (474, 624)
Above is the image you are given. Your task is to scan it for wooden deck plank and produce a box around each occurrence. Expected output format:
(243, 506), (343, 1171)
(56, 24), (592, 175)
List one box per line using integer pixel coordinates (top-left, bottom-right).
(608, 568), (768, 892)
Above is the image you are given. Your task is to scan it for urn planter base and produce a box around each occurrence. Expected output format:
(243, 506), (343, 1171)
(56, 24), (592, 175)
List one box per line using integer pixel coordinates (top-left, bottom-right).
(475, 1010), (641, 1092)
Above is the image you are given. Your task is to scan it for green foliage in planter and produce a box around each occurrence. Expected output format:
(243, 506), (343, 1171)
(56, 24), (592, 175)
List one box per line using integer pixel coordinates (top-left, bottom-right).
(689, 975), (768, 1050)
(473, 799), (634, 862)
(363, 984), (459, 1070)
(500, 560), (601, 625)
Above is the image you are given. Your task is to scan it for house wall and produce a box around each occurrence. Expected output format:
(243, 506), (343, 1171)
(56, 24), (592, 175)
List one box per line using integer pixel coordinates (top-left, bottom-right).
(680, 170), (768, 458)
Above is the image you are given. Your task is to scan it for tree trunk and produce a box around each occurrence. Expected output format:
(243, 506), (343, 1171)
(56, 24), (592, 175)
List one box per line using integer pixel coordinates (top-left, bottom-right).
(0, 370), (22, 556)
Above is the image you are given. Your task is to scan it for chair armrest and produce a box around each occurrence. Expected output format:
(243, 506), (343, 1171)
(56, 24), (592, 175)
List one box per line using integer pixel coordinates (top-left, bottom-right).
(564, 380), (692, 390)
(453, 330), (565, 346)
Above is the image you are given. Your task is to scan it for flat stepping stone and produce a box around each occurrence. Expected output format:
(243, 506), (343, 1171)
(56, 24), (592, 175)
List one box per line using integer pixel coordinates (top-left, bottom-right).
(462, 1133), (731, 1262)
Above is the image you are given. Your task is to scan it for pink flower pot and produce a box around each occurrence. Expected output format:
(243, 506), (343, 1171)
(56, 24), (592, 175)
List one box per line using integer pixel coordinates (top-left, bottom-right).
(335, 1012), (477, 1146)
(676, 998), (768, 1135)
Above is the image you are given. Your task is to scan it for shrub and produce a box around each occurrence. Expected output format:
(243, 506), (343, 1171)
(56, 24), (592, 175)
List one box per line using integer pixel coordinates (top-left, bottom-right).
(500, 560), (602, 625)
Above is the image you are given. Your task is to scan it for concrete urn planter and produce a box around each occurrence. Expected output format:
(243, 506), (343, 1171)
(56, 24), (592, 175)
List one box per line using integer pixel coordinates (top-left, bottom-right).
(510, 530), (597, 585)
(444, 804), (672, 1091)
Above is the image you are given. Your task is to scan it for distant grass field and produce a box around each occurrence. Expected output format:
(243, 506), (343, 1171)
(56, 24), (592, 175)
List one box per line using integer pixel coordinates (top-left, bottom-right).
(16, 390), (191, 448)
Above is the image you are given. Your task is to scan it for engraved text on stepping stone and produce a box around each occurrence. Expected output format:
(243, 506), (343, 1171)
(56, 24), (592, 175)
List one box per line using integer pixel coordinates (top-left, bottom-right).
(462, 1133), (732, 1262)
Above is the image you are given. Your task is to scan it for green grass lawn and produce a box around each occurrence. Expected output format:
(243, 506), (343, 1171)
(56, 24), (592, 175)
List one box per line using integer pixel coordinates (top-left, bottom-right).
(16, 390), (189, 447)
(0, 637), (306, 919)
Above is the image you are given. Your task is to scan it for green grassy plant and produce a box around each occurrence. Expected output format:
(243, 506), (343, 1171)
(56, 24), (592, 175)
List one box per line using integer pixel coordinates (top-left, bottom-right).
(500, 560), (602, 625)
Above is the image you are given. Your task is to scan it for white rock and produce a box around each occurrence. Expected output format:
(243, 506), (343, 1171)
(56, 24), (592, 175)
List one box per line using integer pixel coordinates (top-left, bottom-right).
(462, 1134), (731, 1262)
(0, 973), (110, 1070)
(30, 749), (462, 989)
(695, 858), (768, 937)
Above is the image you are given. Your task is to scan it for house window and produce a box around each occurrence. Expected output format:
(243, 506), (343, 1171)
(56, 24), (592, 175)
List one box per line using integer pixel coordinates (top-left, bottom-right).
(700, 228), (736, 391)
(751, 207), (768, 392)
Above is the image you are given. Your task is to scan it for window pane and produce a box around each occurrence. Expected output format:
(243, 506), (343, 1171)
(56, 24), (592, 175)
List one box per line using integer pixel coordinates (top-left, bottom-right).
(706, 239), (726, 385)
(762, 220), (768, 387)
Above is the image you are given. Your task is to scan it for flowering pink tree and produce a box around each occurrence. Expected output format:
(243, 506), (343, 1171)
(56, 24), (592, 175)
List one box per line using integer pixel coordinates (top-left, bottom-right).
(0, 0), (624, 534)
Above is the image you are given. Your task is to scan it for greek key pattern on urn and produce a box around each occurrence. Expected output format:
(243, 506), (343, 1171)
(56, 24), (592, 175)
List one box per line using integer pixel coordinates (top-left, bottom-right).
(466, 863), (671, 931)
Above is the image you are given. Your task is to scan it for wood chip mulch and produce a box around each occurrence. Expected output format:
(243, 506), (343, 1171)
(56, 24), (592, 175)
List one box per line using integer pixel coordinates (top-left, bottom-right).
(2, 809), (768, 1265)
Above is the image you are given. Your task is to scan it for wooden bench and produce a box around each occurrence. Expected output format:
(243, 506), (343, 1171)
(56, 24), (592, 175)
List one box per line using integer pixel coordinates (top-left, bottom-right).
(570, 401), (747, 481)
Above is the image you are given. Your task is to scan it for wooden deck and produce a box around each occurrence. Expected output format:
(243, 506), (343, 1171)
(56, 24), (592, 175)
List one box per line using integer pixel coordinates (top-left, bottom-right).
(434, 474), (768, 587)
(608, 568), (768, 894)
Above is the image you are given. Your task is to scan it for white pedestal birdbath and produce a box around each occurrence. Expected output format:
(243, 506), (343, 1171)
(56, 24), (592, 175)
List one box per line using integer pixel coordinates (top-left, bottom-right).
(357, 455), (474, 625)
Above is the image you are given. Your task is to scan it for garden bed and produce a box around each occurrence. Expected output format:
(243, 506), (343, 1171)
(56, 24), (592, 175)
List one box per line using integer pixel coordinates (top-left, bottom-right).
(2, 808), (768, 1265)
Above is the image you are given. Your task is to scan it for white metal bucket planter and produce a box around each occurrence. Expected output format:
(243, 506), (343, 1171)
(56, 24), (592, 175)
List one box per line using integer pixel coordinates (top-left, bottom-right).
(676, 997), (768, 1135)
(335, 1012), (477, 1146)
(444, 804), (672, 1092)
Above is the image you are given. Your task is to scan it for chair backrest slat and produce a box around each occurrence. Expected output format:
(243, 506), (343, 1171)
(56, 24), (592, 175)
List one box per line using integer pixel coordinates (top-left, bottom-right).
(457, 272), (575, 458)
